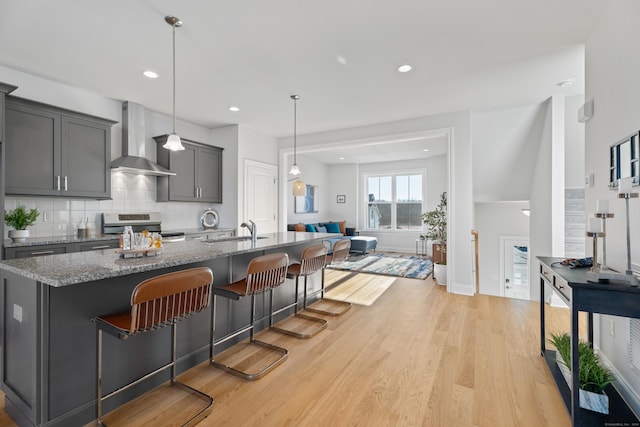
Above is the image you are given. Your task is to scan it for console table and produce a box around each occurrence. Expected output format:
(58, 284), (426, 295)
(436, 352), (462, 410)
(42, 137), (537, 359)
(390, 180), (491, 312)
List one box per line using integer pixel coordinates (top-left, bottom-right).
(538, 256), (640, 426)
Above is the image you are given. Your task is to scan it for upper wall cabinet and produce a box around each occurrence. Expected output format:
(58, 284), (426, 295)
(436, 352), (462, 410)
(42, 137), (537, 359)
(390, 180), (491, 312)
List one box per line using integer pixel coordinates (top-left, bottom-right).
(154, 135), (223, 203)
(5, 96), (115, 199)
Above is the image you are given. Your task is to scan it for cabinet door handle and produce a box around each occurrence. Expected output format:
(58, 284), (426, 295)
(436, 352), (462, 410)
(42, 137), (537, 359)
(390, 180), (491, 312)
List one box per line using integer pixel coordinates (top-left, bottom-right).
(64, 176), (68, 191)
(31, 250), (55, 255)
(56, 176), (61, 191)
(91, 245), (111, 250)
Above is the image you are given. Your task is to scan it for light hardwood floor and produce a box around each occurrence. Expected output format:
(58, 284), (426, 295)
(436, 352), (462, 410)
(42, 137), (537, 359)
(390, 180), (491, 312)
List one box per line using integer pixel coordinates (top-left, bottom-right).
(0, 274), (570, 427)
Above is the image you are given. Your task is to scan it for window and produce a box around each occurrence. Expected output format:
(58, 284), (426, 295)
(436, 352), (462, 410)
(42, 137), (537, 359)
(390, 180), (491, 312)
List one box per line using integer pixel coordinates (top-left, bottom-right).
(366, 173), (423, 230)
(610, 131), (640, 189)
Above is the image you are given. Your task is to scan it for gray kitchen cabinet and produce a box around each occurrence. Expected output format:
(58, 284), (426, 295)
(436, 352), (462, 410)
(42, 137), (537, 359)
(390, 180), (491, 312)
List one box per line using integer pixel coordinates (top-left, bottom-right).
(4, 239), (119, 259)
(5, 243), (70, 259)
(5, 96), (115, 198)
(74, 240), (119, 252)
(155, 135), (223, 203)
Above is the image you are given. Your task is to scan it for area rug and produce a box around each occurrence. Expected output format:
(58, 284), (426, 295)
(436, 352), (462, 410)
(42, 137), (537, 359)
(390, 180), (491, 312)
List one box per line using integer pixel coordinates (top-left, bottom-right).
(327, 253), (433, 279)
(324, 270), (396, 306)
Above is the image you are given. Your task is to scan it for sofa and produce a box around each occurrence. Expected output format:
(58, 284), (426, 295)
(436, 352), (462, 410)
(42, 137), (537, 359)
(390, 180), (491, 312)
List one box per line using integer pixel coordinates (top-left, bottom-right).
(287, 221), (377, 254)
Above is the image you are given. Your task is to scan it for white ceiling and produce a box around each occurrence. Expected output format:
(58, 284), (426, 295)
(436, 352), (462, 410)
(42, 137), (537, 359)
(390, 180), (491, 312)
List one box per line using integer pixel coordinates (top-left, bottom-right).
(0, 0), (606, 142)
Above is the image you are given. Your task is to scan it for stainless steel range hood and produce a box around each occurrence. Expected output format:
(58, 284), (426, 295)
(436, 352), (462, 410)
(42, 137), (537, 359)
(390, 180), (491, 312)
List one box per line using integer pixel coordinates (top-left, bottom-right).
(111, 101), (176, 176)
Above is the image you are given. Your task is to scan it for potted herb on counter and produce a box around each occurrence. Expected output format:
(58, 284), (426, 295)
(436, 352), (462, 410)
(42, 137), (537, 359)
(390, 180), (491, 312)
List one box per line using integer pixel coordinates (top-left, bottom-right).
(5, 205), (39, 242)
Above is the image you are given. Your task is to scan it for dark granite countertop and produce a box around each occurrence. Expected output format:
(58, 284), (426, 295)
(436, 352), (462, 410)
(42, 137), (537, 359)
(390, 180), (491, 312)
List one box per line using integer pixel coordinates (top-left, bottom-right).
(0, 232), (327, 287)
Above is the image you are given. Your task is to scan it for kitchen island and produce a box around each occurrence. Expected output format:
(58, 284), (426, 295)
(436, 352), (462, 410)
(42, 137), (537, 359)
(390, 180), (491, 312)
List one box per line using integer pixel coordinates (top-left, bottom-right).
(0, 231), (329, 427)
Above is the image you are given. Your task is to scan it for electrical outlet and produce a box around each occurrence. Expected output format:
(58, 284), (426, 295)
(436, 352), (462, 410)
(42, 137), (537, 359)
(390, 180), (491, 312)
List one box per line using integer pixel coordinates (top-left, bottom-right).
(43, 212), (49, 222)
(609, 319), (615, 337)
(13, 304), (22, 323)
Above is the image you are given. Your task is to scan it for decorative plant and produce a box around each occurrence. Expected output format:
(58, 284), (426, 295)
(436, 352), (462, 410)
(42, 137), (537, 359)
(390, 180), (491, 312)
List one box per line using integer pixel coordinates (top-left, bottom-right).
(548, 332), (615, 394)
(422, 191), (447, 256)
(4, 205), (39, 230)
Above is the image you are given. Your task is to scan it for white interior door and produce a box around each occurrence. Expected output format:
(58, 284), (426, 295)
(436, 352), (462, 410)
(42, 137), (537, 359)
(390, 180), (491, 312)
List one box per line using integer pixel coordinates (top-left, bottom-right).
(244, 160), (278, 234)
(500, 236), (530, 300)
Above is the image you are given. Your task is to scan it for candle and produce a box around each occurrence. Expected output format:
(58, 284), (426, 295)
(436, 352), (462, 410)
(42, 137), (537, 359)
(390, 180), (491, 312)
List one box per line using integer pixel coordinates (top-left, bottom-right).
(587, 217), (601, 233)
(618, 177), (633, 194)
(596, 199), (609, 214)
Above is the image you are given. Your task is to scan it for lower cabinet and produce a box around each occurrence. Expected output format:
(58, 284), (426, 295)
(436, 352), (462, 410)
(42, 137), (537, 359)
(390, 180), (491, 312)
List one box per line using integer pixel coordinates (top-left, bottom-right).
(5, 244), (70, 259)
(5, 239), (119, 259)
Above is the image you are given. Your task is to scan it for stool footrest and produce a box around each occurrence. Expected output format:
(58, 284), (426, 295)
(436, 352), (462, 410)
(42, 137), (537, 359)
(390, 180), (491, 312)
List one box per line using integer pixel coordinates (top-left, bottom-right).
(305, 299), (352, 316)
(271, 313), (328, 339)
(211, 340), (288, 381)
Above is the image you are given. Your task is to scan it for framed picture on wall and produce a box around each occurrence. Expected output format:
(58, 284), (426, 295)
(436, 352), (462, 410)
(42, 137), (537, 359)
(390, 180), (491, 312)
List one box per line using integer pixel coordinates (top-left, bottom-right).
(336, 195), (346, 203)
(295, 184), (319, 213)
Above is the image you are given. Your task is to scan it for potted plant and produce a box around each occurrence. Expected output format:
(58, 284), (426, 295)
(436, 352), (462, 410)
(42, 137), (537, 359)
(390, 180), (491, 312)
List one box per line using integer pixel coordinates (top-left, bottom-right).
(549, 332), (614, 414)
(422, 192), (447, 285)
(5, 205), (39, 243)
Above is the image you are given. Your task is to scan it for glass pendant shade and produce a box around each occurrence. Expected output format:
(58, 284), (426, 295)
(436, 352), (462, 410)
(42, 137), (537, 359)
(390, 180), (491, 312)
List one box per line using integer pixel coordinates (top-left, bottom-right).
(289, 164), (301, 175)
(163, 133), (185, 151)
(164, 16), (185, 152)
(293, 179), (306, 196)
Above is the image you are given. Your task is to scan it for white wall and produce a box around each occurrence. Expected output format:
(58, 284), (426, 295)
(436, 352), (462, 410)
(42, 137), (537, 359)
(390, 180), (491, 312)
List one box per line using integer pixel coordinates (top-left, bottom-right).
(237, 126), (278, 229)
(474, 201), (529, 296)
(565, 95), (586, 188)
(472, 102), (549, 202)
(325, 163), (359, 226)
(286, 154), (329, 225)
(279, 111), (474, 295)
(585, 0), (640, 414)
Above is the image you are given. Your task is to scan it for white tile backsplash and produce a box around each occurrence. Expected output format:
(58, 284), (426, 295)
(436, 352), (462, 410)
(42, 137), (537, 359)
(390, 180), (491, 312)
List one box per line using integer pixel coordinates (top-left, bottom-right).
(4, 173), (220, 238)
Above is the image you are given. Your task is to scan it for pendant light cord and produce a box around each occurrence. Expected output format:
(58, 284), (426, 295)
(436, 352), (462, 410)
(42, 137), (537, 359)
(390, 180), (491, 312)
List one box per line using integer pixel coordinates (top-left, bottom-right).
(293, 96), (297, 164)
(172, 23), (177, 134)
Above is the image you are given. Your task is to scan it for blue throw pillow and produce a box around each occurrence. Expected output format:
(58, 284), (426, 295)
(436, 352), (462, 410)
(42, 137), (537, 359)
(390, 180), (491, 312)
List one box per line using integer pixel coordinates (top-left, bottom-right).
(317, 226), (327, 233)
(325, 222), (341, 233)
(305, 224), (317, 232)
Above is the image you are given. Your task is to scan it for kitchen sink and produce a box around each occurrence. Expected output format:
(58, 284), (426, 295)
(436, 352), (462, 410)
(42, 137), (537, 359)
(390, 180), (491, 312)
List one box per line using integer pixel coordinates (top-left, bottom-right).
(200, 236), (268, 244)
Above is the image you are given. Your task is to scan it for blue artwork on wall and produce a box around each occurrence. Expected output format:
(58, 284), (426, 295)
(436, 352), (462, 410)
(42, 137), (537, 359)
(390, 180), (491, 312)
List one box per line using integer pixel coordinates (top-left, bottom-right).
(295, 184), (319, 213)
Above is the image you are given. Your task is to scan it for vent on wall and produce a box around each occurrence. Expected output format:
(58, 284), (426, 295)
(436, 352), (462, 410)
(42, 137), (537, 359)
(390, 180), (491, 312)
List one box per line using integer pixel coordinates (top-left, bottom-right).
(629, 319), (640, 371)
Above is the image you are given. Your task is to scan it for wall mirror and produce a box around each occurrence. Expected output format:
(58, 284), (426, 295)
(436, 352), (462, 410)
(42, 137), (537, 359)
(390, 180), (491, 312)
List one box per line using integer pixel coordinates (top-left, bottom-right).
(295, 184), (319, 213)
(610, 131), (640, 188)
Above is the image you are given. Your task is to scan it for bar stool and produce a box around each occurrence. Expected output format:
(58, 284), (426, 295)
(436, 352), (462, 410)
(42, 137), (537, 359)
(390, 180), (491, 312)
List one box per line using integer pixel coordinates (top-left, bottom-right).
(271, 244), (329, 339)
(211, 252), (289, 380)
(95, 267), (214, 427)
(306, 239), (352, 316)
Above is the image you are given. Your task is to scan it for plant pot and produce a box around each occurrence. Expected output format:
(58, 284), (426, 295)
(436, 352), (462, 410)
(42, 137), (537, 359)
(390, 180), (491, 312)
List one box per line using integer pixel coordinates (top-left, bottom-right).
(8, 229), (30, 243)
(433, 263), (447, 285)
(555, 351), (609, 414)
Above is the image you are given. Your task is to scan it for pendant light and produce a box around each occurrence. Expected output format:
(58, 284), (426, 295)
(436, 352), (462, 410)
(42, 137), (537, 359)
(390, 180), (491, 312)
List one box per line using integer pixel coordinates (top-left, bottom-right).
(163, 16), (185, 151)
(290, 95), (306, 196)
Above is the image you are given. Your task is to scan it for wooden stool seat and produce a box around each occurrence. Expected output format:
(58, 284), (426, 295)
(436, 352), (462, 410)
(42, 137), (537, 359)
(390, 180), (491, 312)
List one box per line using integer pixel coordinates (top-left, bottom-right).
(95, 267), (214, 427)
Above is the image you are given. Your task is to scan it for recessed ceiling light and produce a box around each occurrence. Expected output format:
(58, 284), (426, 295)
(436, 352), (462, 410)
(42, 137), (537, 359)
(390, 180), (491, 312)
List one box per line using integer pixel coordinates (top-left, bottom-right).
(229, 106), (240, 112)
(143, 70), (158, 79)
(557, 79), (574, 88)
(336, 55), (347, 65)
(422, 148), (429, 152)
(339, 157), (345, 160)
(398, 64), (412, 73)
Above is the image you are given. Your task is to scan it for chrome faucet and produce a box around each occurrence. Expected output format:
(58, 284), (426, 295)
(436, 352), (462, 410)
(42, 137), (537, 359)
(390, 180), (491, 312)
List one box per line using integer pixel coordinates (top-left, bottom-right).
(241, 220), (257, 243)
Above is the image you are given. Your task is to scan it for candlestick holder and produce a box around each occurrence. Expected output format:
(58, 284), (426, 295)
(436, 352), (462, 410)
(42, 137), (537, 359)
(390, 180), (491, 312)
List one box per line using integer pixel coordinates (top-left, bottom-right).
(586, 231), (604, 273)
(588, 192), (639, 286)
(618, 192), (638, 275)
(595, 212), (614, 270)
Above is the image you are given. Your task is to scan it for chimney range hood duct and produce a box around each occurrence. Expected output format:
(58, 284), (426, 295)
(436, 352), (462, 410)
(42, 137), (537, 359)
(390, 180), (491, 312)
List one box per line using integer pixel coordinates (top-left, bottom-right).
(111, 101), (176, 176)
